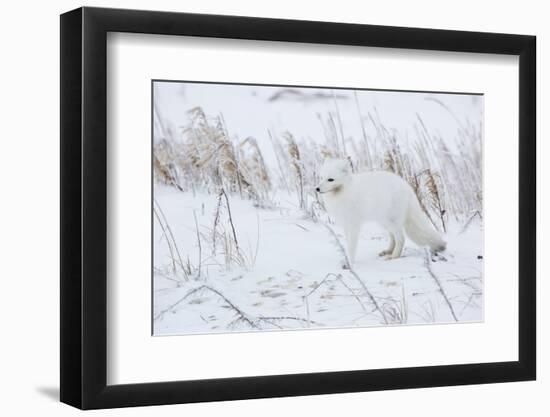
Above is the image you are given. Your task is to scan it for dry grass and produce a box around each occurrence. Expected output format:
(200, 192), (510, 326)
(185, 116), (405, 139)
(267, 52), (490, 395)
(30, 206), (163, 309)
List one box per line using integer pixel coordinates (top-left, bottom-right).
(154, 98), (482, 254)
(154, 107), (272, 206)
(200, 188), (259, 271)
(153, 93), (482, 331)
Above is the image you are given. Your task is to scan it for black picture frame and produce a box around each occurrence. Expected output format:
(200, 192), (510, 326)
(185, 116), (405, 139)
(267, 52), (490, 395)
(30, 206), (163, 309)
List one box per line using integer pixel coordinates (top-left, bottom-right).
(60, 6), (536, 410)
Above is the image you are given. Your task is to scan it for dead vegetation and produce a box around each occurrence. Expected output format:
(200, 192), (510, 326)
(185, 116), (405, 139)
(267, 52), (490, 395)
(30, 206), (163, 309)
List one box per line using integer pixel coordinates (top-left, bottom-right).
(154, 99), (482, 231)
(152, 90), (483, 332)
(154, 107), (272, 206)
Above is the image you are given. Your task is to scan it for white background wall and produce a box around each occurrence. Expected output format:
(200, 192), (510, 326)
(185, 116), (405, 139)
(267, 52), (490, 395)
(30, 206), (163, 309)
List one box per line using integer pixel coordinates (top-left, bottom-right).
(0, 0), (545, 415)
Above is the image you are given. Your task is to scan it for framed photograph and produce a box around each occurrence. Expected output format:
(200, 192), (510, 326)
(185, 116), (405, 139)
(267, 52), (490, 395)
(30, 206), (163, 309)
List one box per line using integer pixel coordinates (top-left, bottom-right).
(60, 6), (536, 409)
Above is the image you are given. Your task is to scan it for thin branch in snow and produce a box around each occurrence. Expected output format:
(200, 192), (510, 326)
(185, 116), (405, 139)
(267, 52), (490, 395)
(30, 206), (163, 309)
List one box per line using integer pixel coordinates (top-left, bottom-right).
(155, 284), (316, 331)
(211, 190), (223, 255)
(305, 273), (368, 313)
(379, 285), (408, 324)
(153, 267), (183, 285)
(154, 199), (189, 281)
(153, 208), (177, 274)
(460, 210), (482, 234)
(154, 285), (258, 329)
(247, 212), (261, 268)
(410, 300), (436, 324)
(322, 222), (389, 324)
(154, 286), (204, 322)
(221, 188), (240, 251)
(459, 291), (482, 315)
(200, 286), (259, 329)
(193, 210), (202, 278)
(424, 249), (458, 322)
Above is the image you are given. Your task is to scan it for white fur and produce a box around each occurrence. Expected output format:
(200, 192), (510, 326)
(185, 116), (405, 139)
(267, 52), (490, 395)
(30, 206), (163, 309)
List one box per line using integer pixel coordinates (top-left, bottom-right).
(317, 159), (446, 263)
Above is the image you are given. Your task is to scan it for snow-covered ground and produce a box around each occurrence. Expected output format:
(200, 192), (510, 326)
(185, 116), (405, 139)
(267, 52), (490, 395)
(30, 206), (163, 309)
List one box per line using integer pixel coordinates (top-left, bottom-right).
(152, 81), (483, 336)
(153, 186), (483, 336)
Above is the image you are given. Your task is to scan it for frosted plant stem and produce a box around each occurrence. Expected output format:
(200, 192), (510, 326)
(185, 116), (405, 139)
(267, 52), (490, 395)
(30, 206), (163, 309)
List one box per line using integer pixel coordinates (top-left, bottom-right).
(153, 208), (177, 274)
(323, 223), (389, 325)
(460, 210), (482, 234)
(154, 200), (189, 281)
(211, 190), (223, 255)
(154, 285), (258, 329)
(306, 273), (368, 313)
(221, 188), (240, 251)
(193, 210), (202, 278)
(424, 250), (458, 322)
(155, 285), (316, 330)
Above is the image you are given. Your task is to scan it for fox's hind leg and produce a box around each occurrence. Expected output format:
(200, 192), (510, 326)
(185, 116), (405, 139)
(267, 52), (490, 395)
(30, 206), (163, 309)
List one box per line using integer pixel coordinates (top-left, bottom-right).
(378, 233), (395, 257)
(386, 229), (405, 259)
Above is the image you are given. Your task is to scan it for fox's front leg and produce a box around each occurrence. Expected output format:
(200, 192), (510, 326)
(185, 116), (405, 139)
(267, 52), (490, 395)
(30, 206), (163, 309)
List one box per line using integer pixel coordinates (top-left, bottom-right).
(344, 226), (360, 266)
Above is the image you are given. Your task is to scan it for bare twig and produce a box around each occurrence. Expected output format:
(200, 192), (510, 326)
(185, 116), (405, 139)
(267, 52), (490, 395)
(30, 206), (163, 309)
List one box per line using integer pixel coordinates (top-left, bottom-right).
(154, 200), (189, 281)
(460, 210), (482, 234)
(305, 273), (368, 312)
(322, 223), (389, 324)
(154, 286), (204, 322)
(153, 208), (177, 274)
(268, 130), (292, 193)
(221, 188), (240, 251)
(424, 250), (458, 322)
(251, 212), (261, 267)
(379, 285), (408, 324)
(459, 291), (482, 315)
(212, 190), (223, 255)
(193, 210), (202, 278)
(154, 285), (258, 329)
(155, 284), (315, 331)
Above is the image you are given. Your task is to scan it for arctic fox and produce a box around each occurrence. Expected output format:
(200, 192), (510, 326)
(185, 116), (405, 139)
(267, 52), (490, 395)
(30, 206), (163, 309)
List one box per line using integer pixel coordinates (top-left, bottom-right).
(316, 159), (446, 263)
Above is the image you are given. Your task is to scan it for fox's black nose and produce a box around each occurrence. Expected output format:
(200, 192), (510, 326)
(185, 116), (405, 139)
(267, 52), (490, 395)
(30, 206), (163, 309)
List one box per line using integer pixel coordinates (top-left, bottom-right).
(316, 187), (320, 192)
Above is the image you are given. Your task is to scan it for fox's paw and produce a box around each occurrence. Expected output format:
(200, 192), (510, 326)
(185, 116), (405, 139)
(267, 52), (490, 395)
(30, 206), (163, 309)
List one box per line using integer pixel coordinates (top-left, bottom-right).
(384, 254), (401, 261)
(430, 252), (448, 262)
(378, 249), (392, 257)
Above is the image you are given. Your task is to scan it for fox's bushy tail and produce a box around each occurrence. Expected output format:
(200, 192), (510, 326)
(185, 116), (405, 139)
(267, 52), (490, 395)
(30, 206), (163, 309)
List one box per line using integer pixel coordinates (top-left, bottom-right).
(404, 196), (446, 252)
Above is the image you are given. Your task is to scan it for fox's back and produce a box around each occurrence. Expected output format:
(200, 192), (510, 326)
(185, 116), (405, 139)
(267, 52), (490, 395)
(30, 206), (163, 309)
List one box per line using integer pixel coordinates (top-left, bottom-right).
(355, 171), (412, 195)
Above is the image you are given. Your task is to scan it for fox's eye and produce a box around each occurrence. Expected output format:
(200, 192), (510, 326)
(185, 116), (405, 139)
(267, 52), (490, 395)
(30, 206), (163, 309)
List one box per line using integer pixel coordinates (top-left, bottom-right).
(327, 178), (334, 182)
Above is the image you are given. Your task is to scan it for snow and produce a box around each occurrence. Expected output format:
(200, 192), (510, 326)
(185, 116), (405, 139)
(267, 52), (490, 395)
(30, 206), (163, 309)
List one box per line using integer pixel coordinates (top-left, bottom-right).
(152, 82), (484, 336)
(153, 186), (483, 335)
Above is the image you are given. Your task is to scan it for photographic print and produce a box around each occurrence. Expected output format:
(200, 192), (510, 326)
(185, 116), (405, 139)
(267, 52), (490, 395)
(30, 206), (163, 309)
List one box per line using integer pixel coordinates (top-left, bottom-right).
(152, 81), (483, 336)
